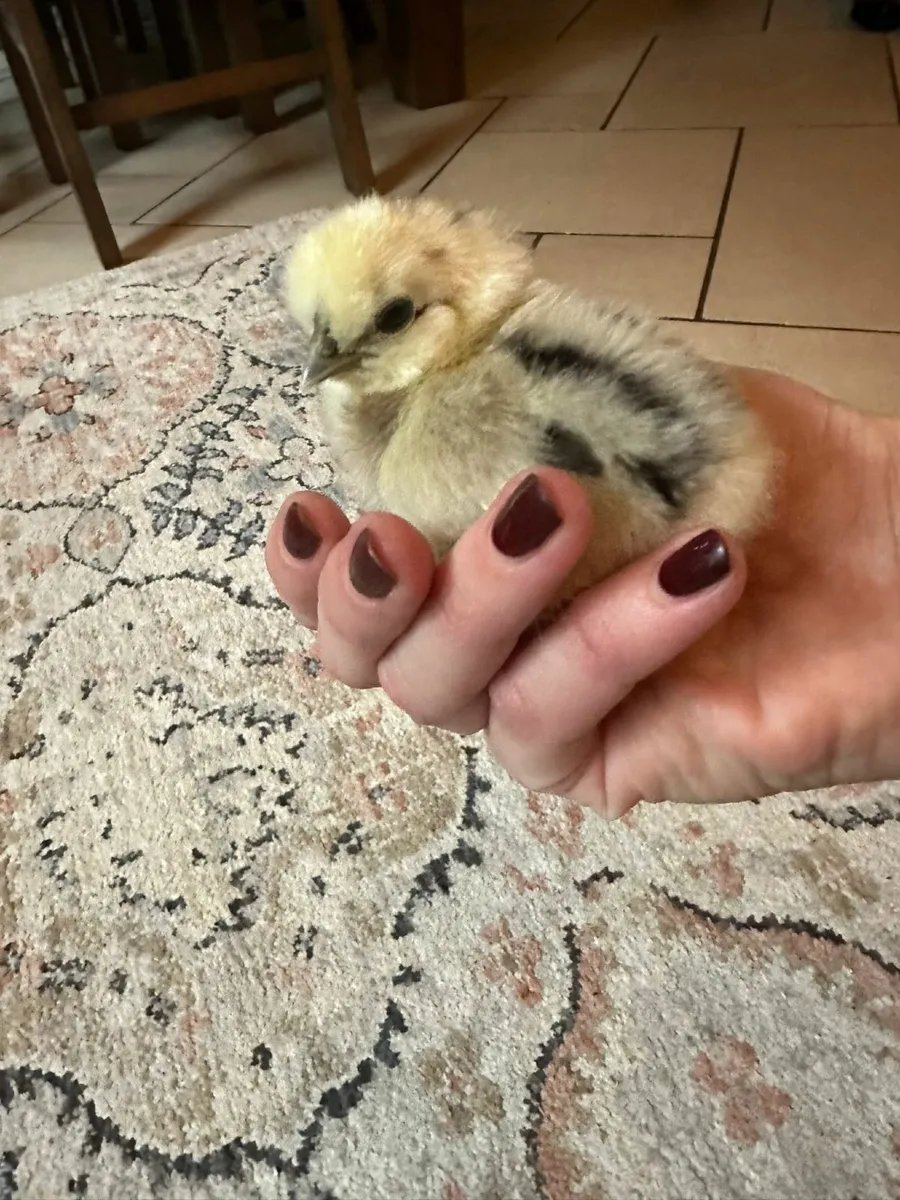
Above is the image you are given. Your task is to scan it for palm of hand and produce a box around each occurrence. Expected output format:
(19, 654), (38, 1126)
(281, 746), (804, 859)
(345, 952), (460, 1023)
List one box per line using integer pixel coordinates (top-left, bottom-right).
(605, 367), (900, 807)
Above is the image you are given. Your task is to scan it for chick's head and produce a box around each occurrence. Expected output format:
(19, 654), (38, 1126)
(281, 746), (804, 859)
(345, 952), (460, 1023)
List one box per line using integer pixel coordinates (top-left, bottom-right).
(285, 195), (534, 393)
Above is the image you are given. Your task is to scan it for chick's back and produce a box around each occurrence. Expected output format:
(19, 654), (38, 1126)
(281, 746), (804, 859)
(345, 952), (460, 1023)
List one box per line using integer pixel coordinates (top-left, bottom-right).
(376, 281), (774, 596)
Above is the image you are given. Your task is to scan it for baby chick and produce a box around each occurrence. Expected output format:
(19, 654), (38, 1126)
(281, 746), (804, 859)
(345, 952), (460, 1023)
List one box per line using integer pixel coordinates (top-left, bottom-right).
(284, 195), (775, 611)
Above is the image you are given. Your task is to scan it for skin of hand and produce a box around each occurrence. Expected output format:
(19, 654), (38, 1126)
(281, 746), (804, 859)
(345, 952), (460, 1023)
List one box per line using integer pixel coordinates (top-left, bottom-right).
(265, 366), (900, 819)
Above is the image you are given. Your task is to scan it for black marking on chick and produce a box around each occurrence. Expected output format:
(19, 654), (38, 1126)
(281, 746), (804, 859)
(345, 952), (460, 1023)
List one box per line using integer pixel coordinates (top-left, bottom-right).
(538, 422), (604, 477)
(617, 455), (684, 512)
(506, 333), (601, 380)
(505, 333), (684, 423)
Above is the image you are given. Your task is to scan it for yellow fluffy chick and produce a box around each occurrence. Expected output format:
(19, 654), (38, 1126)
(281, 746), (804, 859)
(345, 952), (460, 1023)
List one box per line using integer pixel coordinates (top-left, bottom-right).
(284, 195), (775, 610)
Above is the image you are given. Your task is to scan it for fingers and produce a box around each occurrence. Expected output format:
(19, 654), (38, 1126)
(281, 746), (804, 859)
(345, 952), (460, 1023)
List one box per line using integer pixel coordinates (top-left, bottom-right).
(486, 529), (748, 811)
(315, 514), (436, 688)
(377, 470), (594, 735)
(265, 492), (351, 628)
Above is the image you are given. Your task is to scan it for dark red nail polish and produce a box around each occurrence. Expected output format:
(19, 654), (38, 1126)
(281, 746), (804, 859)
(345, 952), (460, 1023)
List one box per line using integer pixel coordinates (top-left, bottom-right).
(282, 502), (321, 559)
(658, 529), (730, 597)
(349, 529), (396, 599)
(491, 474), (562, 558)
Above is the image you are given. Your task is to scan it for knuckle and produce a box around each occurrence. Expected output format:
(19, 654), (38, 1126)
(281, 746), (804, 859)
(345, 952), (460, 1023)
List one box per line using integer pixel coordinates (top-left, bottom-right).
(567, 602), (627, 684)
(437, 597), (489, 657)
(489, 670), (549, 745)
(378, 660), (451, 729)
(331, 664), (379, 690)
(316, 637), (377, 691)
(483, 729), (531, 790)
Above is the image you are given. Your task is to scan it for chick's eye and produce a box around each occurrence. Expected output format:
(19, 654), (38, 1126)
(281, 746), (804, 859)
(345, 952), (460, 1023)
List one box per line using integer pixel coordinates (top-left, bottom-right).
(374, 296), (416, 336)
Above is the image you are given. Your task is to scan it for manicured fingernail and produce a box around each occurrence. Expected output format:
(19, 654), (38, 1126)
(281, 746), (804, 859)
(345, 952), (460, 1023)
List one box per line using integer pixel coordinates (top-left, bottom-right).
(349, 528), (396, 599)
(658, 529), (730, 597)
(283, 502), (321, 559)
(491, 474), (562, 558)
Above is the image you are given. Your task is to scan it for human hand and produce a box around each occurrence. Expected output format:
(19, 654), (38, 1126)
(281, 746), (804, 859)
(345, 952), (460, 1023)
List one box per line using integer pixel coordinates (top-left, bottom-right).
(265, 368), (900, 817)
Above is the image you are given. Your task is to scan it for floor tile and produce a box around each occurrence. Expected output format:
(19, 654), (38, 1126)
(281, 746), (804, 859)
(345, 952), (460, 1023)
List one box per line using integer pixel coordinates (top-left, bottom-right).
(426, 129), (736, 235)
(466, 32), (651, 98)
(483, 95), (614, 131)
(667, 319), (900, 416)
(139, 100), (495, 227)
(465, 0), (587, 42)
(610, 31), (898, 128)
(705, 127), (900, 332)
(569, 0), (770, 38)
(0, 223), (249, 301)
(0, 139), (38, 180)
(0, 96), (39, 178)
(0, 165), (70, 236)
(534, 233), (711, 317)
(87, 115), (254, 179)
(29, 175), (193, 225)
(766, 0), (854, 28)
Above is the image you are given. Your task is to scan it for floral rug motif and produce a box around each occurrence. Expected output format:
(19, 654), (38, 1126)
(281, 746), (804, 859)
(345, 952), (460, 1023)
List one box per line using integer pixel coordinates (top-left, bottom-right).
(1, 215), (899, 1200)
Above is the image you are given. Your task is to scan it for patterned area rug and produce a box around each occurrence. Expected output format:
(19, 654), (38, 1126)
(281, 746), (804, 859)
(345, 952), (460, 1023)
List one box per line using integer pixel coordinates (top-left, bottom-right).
(1, 214), (899, 1200)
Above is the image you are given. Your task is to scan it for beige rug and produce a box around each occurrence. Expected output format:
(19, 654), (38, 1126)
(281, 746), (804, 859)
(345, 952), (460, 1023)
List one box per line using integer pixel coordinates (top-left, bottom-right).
(1, 214), (899, 1200)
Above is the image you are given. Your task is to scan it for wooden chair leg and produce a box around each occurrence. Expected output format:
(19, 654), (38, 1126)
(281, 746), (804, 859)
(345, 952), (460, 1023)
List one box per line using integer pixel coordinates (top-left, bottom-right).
(337, 0), (378, 45)
(114, 0), (148, 54)
(70, 0), (144, 151)
(0, 0), (123, 269)
(306, 0), (375, 195)
(184, 0), (240, 118)
(149, 0), (195, 80)
(36, 1), (74, 86)
(55, 1), (96, 97)
(0, 17), (67, 181)
(382, 0), (464, 110)
(216, 0), (278, 134)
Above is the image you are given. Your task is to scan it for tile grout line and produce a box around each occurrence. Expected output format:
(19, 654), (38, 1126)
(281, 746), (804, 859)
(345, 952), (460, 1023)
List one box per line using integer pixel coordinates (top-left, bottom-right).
(601, 36), (657, 131)
(693, 127), (744, 321)
(554, 0), (597, 42)
(761, 0), (775, 32)
(0, 190), (79, 239)
(419, 99), (506, 192)
(669, 315), (900, 337)
(886, 36), (900, 124)
(520, 231), (712, 240)
(130, 131), (279, 225)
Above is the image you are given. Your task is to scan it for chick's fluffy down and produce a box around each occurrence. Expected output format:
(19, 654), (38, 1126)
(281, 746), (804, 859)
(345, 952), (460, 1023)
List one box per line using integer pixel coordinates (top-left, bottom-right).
(285, 196), (776, 611)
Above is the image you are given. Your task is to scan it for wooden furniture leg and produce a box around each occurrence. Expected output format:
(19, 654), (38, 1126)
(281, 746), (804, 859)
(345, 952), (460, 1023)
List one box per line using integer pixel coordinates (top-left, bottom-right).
(55, 0), (96, 96)
(183, 0), (240, 118)
(306, 0), (374, 194)
(114, 0), (149, 54)
(216, 0), (278, 134)
(382, 0), (464, 109)
(149, 0), (193, 80)
(0, 16), (67, 181)
(70, 0), (144, 150)
(0, 0), (122, 268)
(36, 0), (74, 86)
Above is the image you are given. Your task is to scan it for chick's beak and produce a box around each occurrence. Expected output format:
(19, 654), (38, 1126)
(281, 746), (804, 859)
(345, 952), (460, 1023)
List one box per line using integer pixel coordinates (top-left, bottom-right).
(302, 336), (362, 387)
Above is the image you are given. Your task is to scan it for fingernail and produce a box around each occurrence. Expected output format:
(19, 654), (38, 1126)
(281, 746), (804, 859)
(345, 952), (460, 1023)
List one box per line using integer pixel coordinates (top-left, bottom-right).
(349, 528), (396, 599)
(283, 502), (321, 560)
(491, 474), (562, 558)
(658, 529), (730, 597)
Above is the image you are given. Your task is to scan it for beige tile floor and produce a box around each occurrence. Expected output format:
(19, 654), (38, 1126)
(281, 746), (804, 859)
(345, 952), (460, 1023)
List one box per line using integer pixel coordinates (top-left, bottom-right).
(1, 0), (899, 410)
